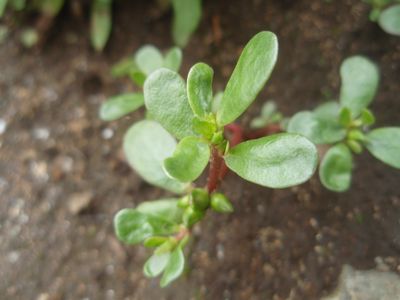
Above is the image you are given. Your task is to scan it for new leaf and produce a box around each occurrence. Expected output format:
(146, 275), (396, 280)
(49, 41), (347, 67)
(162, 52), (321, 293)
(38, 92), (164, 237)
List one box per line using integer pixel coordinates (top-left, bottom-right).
(319, 143), (353, 192)
(224, 133), (318, 188)
(160, 247), (185, 287)
(164, 136), (210, 182)
(123, 120), (189, 193)
(144, 69), (195, 139)
(217, 31), (278, 126)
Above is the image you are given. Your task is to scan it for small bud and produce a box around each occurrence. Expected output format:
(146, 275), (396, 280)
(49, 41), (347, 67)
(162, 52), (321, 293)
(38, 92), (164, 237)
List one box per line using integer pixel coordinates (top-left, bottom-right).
(211, 131), (224, 144)
(177, 195), (191, 208)
(339, 107), (352, 127)
(347, 139), (363, 154)
(360, 108), (375, 126)
(348, 129), (366, 142)
(192, 188), (210, 211)
(144, 236), (168, 248)
(211, 193), (234, 213)
(183, 207), (204, 228)
(154, 238), (177, 255)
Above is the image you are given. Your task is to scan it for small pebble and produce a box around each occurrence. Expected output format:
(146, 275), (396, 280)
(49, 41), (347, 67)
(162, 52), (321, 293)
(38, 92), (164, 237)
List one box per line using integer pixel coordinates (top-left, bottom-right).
(0, 118), (7, 135)
(102, 128), (114, 140)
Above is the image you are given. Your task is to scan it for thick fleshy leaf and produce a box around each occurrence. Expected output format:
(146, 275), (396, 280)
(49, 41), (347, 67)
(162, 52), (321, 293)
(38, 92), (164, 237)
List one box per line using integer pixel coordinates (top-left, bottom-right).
(163, 47), (183, 72)
(134, 45), (164, 76)
(287, 111), (346, 144)
(90, 0), (112, 52)
(100, 93), (144, 121)
(313, 101), (341, 119)
(171, 0), (201, 47)
(144, 252), (171, 278)
(339, 56), (379, 116)
(160, 247), (185, 287)
(123, 120), (188, 193)
(378, 5), (400, 36)
(164, 136), (210, 182)
(136, 199), (183, 224)
(114, 209), (154, 244)
(366, 127), (400, 169)
(224, 133), (318, 188)
(187, 63), (214, 118)
(217, 31), (278, 126)
(319, 143), (353, 192)
(144, 69), (195, 139)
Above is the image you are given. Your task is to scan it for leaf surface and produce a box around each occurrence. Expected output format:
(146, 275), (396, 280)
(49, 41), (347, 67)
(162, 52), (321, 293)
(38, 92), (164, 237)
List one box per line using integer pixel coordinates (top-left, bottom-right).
(378, 5), (400, 36)
(100, 93), (144, 121)
(366, 127), (400, 168)
(160, 247), (185, 287)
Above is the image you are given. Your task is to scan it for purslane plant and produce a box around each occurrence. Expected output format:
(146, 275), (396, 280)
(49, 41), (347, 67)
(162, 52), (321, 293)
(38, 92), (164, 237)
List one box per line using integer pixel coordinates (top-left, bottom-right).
(100, 45), (182, 122)
(288, 55), (400, 192)
(364, 0), (400, 36)
(113, 31), (319, 287)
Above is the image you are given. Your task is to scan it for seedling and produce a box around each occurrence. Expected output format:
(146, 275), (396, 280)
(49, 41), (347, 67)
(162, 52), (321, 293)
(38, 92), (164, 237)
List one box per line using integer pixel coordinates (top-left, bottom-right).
(100, 45), (182, 121)
(113, 31), (319, 287)
(364, 0), (400, 36)
(288, 55), (400, 192)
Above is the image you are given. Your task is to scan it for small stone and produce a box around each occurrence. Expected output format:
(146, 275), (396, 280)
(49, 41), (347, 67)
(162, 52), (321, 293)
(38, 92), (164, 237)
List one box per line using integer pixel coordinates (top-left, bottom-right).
(68, 191), (93, 215)
(32, 127), (50, 140)
(102, 128), (114, 140)
(0, 118), (7, 135)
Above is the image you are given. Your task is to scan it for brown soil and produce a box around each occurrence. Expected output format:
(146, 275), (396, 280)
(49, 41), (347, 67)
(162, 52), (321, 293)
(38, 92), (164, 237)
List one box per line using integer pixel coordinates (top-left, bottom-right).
(1, 0), (400, 299)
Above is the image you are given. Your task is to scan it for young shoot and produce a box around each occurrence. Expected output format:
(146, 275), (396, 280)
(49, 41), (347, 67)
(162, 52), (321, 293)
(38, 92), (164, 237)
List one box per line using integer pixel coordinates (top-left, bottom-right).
(288, 55), (400, 192)
(113, 31), (319, 287)
(364, 0), (400, 36)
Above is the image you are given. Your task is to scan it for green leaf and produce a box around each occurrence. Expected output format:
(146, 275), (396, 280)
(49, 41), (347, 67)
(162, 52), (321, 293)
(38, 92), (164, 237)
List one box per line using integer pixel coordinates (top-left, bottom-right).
(361, 108), (376, 126)
(163, 47), (183, 72)
(99, 93), (144, 121)
(212, 91), (223, 114)
(0, 0), (8, 18)
(366, 127), (400, 168)
(114, 209), (154, 244)
(160, 247), (185, 287)
(319, 143), (353, 192)
(217, 31), (278, 126)
(164, 136), (210, 182)
(144, 69), (195, 139)
(90, 0), (112, 52)
(339, 107), (352, 127)
(144, 236), (168, 248)
(313, 101), (341, 119)
(187, 63), (214, 118)
(378, 5), (400, 36)
(171, 0), (201, 47)
(182, 206), (204, 227)
(123, 120), (189, 193)
(287, 111), (346, 144)
(38, 0), (64, 16)
(339, 56), (379, 116)
(135, 45), (164, 76)
(144, 252), (171, 278)
(136, 198), (183, 224)
(224, 133), (318, 188)
(111, 57), (138, 78)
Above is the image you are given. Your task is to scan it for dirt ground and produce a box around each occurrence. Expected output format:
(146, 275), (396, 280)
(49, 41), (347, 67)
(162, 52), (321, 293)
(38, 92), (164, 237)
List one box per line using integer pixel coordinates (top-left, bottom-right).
(0, 0), (400, 299)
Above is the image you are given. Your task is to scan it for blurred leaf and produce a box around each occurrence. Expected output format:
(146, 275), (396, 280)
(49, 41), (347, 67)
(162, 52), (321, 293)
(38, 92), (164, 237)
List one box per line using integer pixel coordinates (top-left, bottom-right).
(225, 133), (318, 188)
(361, 108), (375, 125)
(20, 28), (39, 48)
(111, 57), (137, 78)
(144, 69), (195, 139)
(339, 107), (352, 126)
(100, 93), (144, 121)
(135, 45), (164, 76)
(182, 206), (204, 227)
(0, 0), (8, 17)
(217, 31), (278, 126)
(38, 0), (64, 16)
(144, 252), (171, 278)
(160, 246), (185, 287)
(366, 127), (400, 168)
(313, 101), (341, 119)
(187, 62), (214, 118)
(212, 91), (223, 114)
(319, 143), (353, 192)
(114, 209), (155, 244)
(123, 120), (189, 193)
(339, 56), (379, 116)
(90, 0), (112, 52)
(378, 5), (400, 36)
(171, 0), (201, 47)
(136, 198), (183, 224)
(164, 136), (210, 182)
(144, 236), (168, 248)
(163, 47), (183, 72)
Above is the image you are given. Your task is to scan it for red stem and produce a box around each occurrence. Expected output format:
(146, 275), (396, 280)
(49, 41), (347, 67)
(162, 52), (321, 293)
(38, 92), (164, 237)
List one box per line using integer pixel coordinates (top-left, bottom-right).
(207, 146), (224, 193)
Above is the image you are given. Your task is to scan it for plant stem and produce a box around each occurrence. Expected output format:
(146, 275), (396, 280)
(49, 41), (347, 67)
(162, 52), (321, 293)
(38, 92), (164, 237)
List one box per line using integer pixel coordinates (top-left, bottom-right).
(206, 146), (224, 193)
(244, 123), (282, 140)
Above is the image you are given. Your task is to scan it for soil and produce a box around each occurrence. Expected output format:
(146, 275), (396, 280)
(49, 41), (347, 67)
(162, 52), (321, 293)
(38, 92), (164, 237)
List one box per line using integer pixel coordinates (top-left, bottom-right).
(1, 0), (400, 299)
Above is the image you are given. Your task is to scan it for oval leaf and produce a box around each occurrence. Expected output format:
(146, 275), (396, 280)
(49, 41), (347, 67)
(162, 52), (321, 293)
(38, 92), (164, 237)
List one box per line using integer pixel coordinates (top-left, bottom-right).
(123, 120), (189, 193)
(99, 93), (144, 121)
(164, 136), (210, 182)
(144, 252), (171, 278)
(339, 56), (379, 116)
(144, 69), (195, 139)
(171, 0), (201, 47)
(217, 31), (278, 126)
(114, 209), (154, 244)
(160, 247), (185, 287)
(319, 143), (353, 192)
(366, 127), (400, 169)
(90, 0), (112, 52)
(287, 111), (346, 144)
(224, 133), (318, 188)
(163, 47), (183, 72)
(378, 5), (400, 36)
(134, 45), (164, 76)
(136, 198), (183, 224)
(187, 63), (214, 118)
